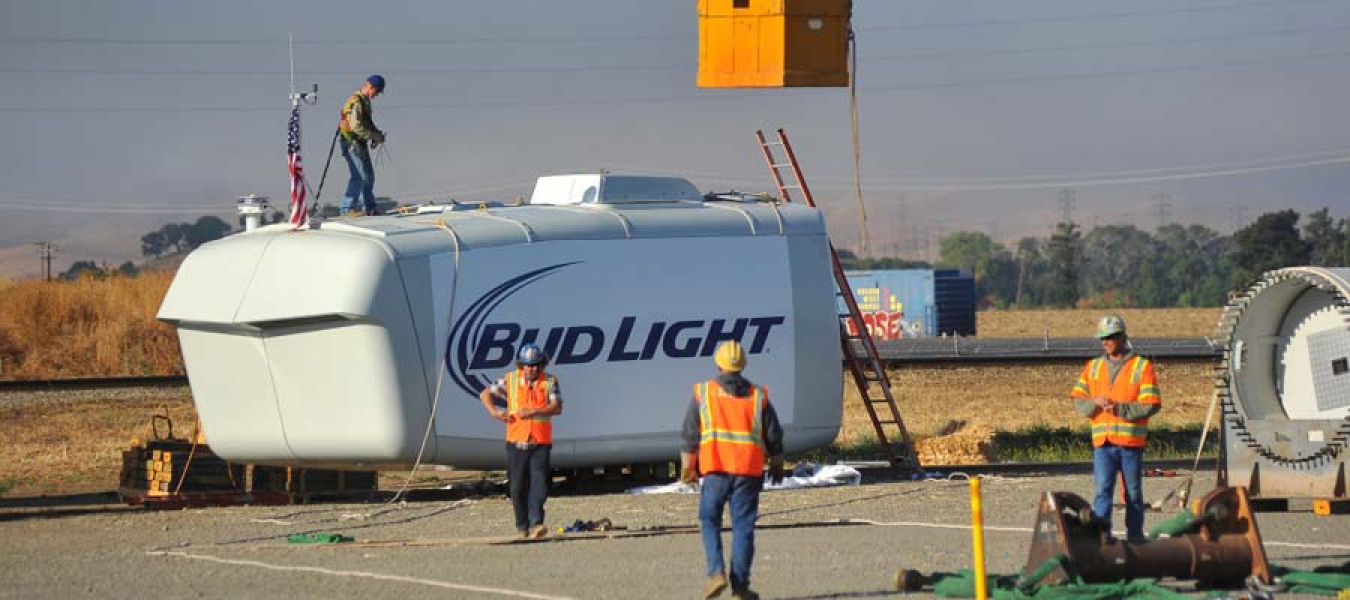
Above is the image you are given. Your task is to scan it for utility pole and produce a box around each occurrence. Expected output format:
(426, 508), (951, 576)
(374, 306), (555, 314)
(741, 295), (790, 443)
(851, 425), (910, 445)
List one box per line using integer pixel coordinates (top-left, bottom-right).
(1057, 189), (1076, 225)
(1229, 205), (1249, 233)
(34, 241), (57, 281)
(1151, 192), (1173, 230)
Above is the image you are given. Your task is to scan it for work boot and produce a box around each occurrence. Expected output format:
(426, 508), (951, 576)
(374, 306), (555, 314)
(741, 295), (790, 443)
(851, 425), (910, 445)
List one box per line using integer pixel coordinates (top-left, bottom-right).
(517, 529), (529, 540)
(530, 524), (549, 539)
(702, 573), (728, 599)
(730, 587), (759, 600)
(1126, 533), (1149, 544)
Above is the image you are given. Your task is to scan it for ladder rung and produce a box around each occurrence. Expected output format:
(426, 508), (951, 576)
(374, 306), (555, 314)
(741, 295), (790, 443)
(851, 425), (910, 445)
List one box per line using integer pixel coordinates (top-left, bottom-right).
(770, 163), (793, 168)
(780, 184), (801, 189)
(762, 141), (784, 147)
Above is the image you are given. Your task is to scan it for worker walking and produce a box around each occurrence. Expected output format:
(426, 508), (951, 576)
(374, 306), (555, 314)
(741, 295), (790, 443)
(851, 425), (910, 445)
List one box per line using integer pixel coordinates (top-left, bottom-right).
(1070, 315), (1162, 544)
(681, 340), (785, 600)
(479, 344), (562, 538)
(337, 75), (387, 216)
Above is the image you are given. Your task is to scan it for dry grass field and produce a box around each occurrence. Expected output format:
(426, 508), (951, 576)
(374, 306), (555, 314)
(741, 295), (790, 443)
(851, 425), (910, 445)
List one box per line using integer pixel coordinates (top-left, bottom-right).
(0, 273), (181, 380)
(0, 287), (1225, 497)
(0, 394), (197, 497)
(978, 307), (1224, 339)
(838, 360), (1216, 448)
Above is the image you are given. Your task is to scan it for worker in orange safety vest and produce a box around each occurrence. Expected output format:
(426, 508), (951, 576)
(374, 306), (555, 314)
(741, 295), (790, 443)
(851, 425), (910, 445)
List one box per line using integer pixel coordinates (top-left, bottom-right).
(680, 340), (784, 600)
(479, 343), (562, 539)
(1070, 314), (1162, 544)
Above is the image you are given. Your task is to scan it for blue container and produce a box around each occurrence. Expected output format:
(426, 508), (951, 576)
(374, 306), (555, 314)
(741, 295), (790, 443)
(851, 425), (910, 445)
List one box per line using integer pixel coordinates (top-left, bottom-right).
(842, 270), (937, 339)
(934, 269), (977, 336)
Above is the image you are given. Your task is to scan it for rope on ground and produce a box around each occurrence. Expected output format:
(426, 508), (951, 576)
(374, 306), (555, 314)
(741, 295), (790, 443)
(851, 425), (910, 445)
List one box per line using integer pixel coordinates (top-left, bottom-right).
(145, 549), (576, 600)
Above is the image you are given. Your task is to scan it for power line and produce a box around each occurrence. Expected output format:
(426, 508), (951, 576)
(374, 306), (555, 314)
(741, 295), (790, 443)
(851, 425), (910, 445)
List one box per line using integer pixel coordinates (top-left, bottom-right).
(9, 22), (1350, 79)
(0, 63), (689, 76)
(864, 49), (1350, 94)
(863, 23), (1350, 62)
(607, 148), (1350, 191)
(0, 0), (1329, 47)
(0, 200), (234, 214)
(858, 0), (1334, 32)
(8, 48), (1350, 113)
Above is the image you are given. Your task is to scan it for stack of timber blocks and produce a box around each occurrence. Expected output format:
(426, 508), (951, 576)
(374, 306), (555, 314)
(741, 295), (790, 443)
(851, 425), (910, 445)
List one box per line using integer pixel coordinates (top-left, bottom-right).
(118, 437), (244, 498)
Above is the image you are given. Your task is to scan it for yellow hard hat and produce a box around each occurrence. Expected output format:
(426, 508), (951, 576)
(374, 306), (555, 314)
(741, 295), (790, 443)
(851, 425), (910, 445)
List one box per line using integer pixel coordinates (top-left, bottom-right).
(714, 340), (746, 372)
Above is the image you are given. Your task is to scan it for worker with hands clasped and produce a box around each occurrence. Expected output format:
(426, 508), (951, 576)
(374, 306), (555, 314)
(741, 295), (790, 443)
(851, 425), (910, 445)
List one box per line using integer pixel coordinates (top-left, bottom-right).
(479, 344), (562, 539)
(1070, 315), (1162, 544)
(681, 340), (784, 600)
(337, 74), (386, 216)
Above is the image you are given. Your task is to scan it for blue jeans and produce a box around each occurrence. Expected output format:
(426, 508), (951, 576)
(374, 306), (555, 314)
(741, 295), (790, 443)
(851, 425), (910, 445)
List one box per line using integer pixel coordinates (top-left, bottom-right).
(1092, 443), (1144, 539)
(506, 443), (551, 531)
(340, 139), (376, 214)
(699, 473), (762, 591)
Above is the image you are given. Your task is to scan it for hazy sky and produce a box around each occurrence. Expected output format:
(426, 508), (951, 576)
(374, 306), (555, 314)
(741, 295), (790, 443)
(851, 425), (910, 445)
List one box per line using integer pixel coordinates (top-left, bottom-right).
(3, 0), (1350, 277)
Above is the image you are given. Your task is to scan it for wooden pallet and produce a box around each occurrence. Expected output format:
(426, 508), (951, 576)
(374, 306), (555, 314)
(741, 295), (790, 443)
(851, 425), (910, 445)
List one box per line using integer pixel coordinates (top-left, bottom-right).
(252, 466), (378, 505)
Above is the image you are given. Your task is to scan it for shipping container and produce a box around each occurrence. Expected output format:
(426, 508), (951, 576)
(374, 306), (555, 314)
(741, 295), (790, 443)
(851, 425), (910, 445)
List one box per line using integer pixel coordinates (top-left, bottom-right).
(841, 269), (976, 339)
(934, 269), (977, 337)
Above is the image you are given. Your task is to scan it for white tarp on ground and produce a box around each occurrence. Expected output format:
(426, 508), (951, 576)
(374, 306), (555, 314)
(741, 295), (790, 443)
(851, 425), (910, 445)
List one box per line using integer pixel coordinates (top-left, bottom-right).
(626, 463), (862, 495)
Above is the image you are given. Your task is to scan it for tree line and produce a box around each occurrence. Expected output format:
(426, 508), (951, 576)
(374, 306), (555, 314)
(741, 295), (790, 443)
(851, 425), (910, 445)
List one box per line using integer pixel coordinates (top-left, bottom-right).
(841, 208), (1346, 309)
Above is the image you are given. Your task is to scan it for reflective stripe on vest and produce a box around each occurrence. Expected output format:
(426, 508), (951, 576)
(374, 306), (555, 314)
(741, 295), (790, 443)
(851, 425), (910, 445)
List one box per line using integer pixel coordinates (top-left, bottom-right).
(1082, 355), (1156, 448)
(505, 369), (554, 444)
(695, 380), (766, 477)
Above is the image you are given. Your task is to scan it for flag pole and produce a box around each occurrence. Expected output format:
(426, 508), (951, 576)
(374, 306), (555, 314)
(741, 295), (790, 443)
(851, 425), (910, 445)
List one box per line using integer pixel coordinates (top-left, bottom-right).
(287, 33), (319, 227)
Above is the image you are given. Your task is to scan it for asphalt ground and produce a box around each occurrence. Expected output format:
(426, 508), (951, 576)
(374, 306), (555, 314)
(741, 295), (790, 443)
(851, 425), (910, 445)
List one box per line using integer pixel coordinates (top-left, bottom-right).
(2, 472), (1347, 599)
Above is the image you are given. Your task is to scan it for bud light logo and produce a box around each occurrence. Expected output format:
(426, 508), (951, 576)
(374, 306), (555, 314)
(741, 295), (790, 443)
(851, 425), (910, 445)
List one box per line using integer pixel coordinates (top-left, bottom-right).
(445, 262), (786, 398)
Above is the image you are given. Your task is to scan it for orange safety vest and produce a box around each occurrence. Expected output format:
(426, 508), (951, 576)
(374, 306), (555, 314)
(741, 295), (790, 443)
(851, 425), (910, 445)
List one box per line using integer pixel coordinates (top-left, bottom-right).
(337, 93), (368, 141)
(505, 369), (556, 444)
(1071, 355), (1161, 448)
(695, 380), (768, 477)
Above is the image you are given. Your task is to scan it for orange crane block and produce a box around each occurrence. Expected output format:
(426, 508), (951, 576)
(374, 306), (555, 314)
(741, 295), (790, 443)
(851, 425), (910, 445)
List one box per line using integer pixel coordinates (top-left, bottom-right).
(697, 0), (850, 88)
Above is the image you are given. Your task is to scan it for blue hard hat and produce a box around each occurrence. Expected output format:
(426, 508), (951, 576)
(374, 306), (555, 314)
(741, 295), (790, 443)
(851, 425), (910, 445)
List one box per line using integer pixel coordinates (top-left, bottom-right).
(516, 344), (548, 366)
(366, 74), (386, 92)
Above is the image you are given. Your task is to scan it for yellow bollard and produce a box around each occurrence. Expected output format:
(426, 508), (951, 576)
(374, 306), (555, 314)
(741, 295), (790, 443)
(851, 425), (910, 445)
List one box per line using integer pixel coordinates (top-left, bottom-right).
(971, 476), (988, 600)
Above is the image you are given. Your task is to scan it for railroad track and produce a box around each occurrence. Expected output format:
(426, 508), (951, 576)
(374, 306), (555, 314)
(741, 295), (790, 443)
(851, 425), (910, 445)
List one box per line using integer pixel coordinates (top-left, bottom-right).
(874, 336), (1220, 364)
(0, 337), (1219, 392)
(0, 375), (187, 393)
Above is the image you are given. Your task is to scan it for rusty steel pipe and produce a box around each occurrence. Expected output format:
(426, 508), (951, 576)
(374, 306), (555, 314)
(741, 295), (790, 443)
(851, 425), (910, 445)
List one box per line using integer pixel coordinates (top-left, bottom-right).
(1023, 487), (1270, 588)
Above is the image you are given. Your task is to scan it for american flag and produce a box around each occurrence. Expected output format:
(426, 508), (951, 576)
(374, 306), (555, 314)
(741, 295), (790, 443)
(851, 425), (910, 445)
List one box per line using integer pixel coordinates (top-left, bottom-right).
(287, 105), (308, 228)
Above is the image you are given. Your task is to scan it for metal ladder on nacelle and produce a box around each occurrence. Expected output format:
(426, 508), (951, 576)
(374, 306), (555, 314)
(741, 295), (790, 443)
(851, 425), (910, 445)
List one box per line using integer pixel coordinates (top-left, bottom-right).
(755, 128), (922, 475)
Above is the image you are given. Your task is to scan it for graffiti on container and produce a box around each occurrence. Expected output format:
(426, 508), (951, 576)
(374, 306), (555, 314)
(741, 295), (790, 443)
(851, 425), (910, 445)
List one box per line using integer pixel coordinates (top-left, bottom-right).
(845, 287), (912, 340)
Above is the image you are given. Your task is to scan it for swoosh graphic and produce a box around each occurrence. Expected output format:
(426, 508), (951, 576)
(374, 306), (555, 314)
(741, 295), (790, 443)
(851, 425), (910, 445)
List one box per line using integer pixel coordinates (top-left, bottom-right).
(445, 262), (580, 398)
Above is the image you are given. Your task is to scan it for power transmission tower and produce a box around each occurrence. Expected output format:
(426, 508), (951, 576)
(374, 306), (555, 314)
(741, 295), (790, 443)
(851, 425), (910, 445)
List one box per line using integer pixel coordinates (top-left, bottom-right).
(1151, 192), (1173, 230)
(1057, 189), (1077, 224)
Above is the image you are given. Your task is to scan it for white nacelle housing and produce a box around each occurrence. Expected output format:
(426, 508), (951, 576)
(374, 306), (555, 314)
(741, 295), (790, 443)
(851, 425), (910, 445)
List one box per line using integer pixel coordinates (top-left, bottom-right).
(158, 175), (842, 469)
